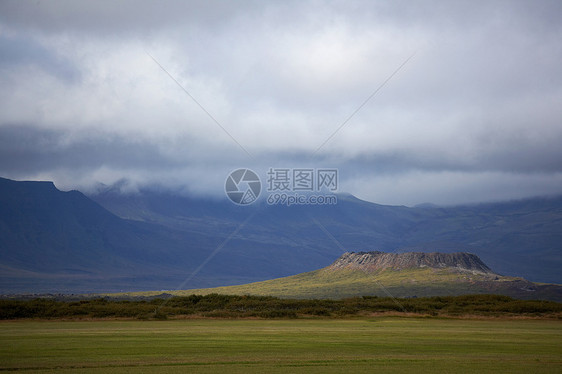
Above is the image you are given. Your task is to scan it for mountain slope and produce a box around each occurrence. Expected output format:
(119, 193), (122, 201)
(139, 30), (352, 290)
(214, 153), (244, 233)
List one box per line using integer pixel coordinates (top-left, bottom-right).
(0, 177), (343, 293)
(154, 252), (562, 302)
(91, 186), (562, 284)
(0, 177), (224, 292)
(2, 176), (561, 294)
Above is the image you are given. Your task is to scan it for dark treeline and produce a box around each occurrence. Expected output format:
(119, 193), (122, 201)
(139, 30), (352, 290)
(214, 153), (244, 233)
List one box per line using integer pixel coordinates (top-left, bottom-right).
(1, 294), (561, 320)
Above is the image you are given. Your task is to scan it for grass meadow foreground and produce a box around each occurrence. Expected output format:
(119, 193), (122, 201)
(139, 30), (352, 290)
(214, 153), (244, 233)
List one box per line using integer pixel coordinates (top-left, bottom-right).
(0, 318), (561, 373)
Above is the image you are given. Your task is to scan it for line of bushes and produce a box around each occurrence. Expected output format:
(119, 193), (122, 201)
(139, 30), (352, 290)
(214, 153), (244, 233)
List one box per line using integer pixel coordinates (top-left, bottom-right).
(0, 294), (560, 320)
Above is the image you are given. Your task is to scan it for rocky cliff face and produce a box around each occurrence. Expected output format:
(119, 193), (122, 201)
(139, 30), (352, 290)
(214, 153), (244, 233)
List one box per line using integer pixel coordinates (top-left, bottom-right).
(330, 251), (494, 274)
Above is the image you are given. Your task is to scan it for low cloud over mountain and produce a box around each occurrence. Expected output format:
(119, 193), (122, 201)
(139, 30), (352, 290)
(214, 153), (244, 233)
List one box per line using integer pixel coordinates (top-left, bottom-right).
(1, 1), (561, 205)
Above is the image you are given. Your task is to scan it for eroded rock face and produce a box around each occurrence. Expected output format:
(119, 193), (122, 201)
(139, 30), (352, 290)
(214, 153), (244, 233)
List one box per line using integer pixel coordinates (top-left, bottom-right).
(329, 251), (494, 274)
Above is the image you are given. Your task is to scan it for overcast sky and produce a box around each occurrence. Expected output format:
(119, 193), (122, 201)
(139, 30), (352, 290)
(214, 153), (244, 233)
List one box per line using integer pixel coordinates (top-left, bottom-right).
(0, 0), (561, 206)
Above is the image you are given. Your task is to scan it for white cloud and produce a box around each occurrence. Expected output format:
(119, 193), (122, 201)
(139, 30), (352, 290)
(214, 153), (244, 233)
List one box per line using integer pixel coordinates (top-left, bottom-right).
(346, 170), (562, 206)
(0, 0), (561, 205)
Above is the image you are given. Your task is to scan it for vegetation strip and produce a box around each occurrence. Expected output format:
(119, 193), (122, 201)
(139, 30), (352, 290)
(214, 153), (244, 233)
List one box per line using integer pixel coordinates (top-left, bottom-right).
(1, 294), (561, 320)
(0, 358), (437, 371)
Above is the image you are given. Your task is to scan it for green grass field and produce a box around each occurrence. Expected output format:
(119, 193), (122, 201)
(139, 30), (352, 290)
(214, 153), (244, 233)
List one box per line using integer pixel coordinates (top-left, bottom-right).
(1, 318), (560, 373)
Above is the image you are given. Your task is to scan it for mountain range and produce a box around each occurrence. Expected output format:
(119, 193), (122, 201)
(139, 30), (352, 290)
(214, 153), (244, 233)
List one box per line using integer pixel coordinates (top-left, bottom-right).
(1, 176), (561, 294)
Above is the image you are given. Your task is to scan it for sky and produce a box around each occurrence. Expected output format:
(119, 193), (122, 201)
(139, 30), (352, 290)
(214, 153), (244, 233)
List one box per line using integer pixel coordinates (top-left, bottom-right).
(0, 0), (561, 206)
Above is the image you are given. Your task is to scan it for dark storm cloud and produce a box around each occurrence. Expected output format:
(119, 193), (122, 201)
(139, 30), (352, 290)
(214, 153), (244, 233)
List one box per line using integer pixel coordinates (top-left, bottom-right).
(0, 34), (80, 82)
(0, 125), (181, 173)
(0, 0), (260, 35)
(0, 0), (561, 205)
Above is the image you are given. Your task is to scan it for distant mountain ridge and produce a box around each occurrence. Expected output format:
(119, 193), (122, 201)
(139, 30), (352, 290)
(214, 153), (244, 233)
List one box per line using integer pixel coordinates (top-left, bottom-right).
(0, 177), (262, 293)
(1, 176), (562, 294)
(90, 183), (562, 284)
(330, 251), (493, 274)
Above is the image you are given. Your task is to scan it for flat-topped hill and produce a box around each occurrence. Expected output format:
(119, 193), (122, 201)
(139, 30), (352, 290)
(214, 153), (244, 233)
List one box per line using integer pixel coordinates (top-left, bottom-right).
(113, 251), (562, 302)
(330, 251), (494, 274)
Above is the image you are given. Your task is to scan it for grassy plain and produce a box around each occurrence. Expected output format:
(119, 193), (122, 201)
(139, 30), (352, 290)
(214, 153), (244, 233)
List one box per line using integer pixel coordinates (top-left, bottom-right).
(1, 318), (561, 373)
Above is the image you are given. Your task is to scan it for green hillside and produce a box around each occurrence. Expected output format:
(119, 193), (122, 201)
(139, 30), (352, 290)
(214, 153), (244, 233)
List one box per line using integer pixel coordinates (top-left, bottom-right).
(115, 266), (562, 302)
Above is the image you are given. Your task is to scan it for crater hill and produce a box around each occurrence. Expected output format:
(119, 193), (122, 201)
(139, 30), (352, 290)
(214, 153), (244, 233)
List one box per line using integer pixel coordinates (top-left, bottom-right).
(330, 251), (494, 274)
(122, 251), (562, 302)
